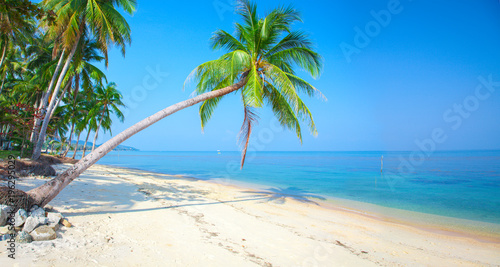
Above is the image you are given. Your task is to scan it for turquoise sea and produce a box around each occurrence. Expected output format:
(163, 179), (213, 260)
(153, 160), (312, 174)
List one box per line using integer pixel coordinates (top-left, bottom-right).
(75, 150), (500, 227)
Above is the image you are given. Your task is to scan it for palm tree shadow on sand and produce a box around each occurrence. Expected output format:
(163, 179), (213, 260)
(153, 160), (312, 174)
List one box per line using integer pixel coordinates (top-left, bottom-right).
(240, 187), (326, 205)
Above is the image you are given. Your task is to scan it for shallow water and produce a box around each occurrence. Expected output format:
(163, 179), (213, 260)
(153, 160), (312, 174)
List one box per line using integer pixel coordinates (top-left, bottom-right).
(71, 150), (500, 226)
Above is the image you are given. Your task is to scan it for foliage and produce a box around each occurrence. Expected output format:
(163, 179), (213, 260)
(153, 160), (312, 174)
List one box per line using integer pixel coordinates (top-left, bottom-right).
(186, 0), (324, 168)
(0, 0), (128, 158)
(0, 103), (42, 156)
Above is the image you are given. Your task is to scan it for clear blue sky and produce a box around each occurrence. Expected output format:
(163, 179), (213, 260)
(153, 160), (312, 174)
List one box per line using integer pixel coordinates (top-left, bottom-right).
(94, 0), (500, 152)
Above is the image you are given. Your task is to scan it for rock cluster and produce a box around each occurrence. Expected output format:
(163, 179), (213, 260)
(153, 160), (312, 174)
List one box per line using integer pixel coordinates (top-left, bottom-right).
(0, 204), (71, 243)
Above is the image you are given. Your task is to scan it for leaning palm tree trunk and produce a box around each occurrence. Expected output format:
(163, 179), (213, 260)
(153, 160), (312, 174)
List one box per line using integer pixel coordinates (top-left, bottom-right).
(48, 81), (71, 122)
(31, 50), (66, 144)
(33, 42), (78, 160)
(27, 78), (247, 206)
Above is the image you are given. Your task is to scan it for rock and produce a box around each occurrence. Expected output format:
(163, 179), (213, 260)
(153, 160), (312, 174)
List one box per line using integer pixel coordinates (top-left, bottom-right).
(14, 209), (28, 227)
(0, 206), (9, 226)
(22, 216), (48, 233)
(30, 205), (39, 212)
(61, 218), (72, 227)
(30, 226), (56, 241)
(47, 212), (63, 224)
(0, 234), (13, 241)
(15, 231), (33, 244)
(0, 226), (15, 235)
(29, 207), (46, 218)
(48, 222), (60, 231)
(0, 226), (8, 234)
(44, 204), (54, 211)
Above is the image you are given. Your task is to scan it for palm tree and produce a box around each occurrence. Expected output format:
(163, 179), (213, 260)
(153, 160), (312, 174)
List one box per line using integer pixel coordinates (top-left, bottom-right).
(0, 0), (36, 69)
(60, 89), (80, 157)
(26, 0), (324, 208)
(81, 96), (98, 157)
(71, 113), (89, 159)
(190, 1), (323, 167)
(46, 105), (69, 153)
(0, 45), (24, 96)
(68, 95), (95, 159)
(90, 82), (125, 151)
(24, 33), (64, 144)
(32, 0), (136, 160)
(61, 39), (106, 157)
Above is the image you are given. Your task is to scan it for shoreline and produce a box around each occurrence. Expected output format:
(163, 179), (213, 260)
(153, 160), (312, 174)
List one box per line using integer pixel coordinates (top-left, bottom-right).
(95, 163), (500, 244)
(2, 162), (499, 266)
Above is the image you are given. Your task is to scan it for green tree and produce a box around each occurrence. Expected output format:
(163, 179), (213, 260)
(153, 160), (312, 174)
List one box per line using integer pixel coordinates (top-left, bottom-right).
(90, 82), (125, 152)
(32, 0), (136, 160)
(81, 95), (98, 157)
(27, 0), (324, 208)
(61, 38), (106, 157)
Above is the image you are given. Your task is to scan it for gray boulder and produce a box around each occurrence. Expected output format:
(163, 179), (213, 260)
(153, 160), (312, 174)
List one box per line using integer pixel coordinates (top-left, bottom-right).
(0, 205), (10, 226)
(22, 216), (48, 233)
(29, 207), (46, 218)
(15, 231), (33, 244)
(30, 225), (56, 241)
(47, 212), (63, 224)
(29, 205), (39, 212)
(14, 209), (28, 227)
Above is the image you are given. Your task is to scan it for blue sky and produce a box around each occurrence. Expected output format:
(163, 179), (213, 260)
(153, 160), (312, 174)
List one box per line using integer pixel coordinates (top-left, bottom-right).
(94, 0), (500, 152)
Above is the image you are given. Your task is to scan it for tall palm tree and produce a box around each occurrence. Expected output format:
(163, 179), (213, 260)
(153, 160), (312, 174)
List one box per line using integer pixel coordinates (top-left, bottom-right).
(26, 0), (324, 208)
(90, 82), (125, 151)
(32, 0), (136, 160)
(81, 96), (98, 157)
(60, 89), (81, 157)
(60, 38), (106, 157)
(71, 119), (86, 159)
(190, 1), (323, 167)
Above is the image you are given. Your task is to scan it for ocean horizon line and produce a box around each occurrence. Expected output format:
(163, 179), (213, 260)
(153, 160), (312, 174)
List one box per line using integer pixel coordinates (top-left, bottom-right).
(109, 149), (500, 153)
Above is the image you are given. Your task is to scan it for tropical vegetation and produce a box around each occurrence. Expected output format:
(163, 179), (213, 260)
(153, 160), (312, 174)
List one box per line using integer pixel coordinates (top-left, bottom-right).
(0, 0), (132, 160)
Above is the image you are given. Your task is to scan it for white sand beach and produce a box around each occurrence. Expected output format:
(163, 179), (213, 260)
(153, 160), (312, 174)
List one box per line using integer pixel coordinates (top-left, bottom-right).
(1, 163), (499, 266)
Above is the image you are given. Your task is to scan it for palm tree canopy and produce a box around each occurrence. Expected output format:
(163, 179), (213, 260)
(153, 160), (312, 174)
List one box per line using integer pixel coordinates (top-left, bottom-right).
(92, 82), (125, 130)
(43, 0), (136, 65)
(186, 0), (325, 168)
(0, 0), (38, 46)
